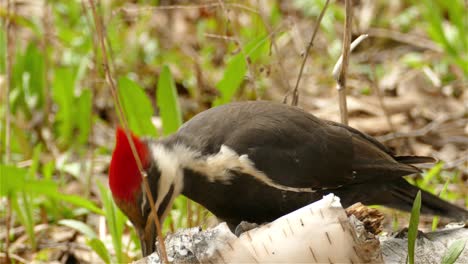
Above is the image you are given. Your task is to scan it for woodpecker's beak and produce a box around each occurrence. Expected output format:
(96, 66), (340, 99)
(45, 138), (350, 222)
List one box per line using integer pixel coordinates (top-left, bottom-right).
(138, 223), (156, 257)
(137, 184), (175, 257)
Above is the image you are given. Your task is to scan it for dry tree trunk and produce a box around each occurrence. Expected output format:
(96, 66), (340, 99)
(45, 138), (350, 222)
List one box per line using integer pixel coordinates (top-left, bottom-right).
(136, 194), (467, 264)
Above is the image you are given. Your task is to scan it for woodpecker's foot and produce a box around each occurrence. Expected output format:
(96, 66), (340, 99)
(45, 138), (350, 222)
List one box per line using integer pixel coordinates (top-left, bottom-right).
(234, 221), (260, 236)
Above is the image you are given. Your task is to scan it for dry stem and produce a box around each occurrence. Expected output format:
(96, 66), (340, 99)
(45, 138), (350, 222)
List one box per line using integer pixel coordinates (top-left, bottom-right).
(4, 0), (13, 262)
(256, 2), (292, 96)
(86, 0), (168, 262)
(216, 0), (258, 99)
(114, 2), (259, 17)
(286, 0), (330, 106)
(335, 0), (353, 124)
(370, 63), (395, 132)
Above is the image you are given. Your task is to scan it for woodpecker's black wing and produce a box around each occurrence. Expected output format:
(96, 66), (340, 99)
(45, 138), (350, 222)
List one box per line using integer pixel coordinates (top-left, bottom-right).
(175, 100), (419, 190)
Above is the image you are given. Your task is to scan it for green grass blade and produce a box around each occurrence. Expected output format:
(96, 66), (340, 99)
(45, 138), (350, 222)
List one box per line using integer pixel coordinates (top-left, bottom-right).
(57, 194), (104, 215)
(88, 238), (112, 264)
(59, 219), (98, 239)
(23, 43), (46, 108)
(157, 65), (182, 135)
(76, 89), (93, 144)
(407, 190), (422, 264)
(432, 177), (450, 231)
(441, 0), (466, 51)
(52, 67), (77, 145)
(98, 181), (126, 263)
(28, 145), (43, 180)
(441, 239), (467, 264)
(422, 162), (443, 187)
(11, 193), (37, 250)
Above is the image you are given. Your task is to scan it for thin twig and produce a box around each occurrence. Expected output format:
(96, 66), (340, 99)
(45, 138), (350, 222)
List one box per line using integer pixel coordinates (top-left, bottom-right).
(377, 115), (452, 142)
(42, 3), (52, 126)
(86, 0), (168, 262)
(0, 252), (28, 264)
(216, 0), (258, 99)
(367, 28), (442, 52)
(333, 0), (358, 124)
(255, 0), (292, 97)
(286, 0), (330, 106)
(370, 63), (394, 132)
(442, 151), (468, 170)
(79, 0), (96, 200)
(203, 33), (238, 42)
(114, 2), (259, 16)
(187, 198), (193, 228)
(332, 34), (368, 78)
(4, 0), (13, 262)
(4, 0), (12, 163)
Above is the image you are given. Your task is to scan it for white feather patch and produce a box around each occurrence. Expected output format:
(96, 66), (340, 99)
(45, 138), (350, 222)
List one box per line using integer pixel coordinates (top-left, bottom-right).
(151, 143), (317, 194)
(150, 144), (185, 221)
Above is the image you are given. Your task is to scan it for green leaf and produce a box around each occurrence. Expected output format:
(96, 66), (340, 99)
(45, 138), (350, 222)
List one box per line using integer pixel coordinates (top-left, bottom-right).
(0, 166), (61, 198)
(23, 43), (45, 108)
(0, 164), (27, 196)
(431, 215), (440, 232)
(42, 161), (55, 181)
(4, 165), (42, 250)
(407, 190), (422, 264)
(243, 34), (270, 63)
(87, 238), (111, 264)
(432, 177), (450, 231)
(98, 181), (127, 263)
(118, 76), (157, 137)
(24, 179), (58, 195)
(11, 194), (37, 250)
(28, 144), (43, 180)
(0, 166), (102, 214)
(157, 65), (182, 135)
(52, 67), (77, 145)
(9, 43), (45, 114)
(76, 89), (93, 144)
(214, 34), (270, 106)
(214, 53), (247, 106)
(441, 239), (467, 264)
(422, 162), (443, 187)
(57, 194), (104, 215)
(59, 219), (97, 239)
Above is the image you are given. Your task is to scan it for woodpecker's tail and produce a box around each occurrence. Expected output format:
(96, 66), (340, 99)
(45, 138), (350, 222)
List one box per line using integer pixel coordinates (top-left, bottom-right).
(394, 155), (437, 164)
(390, 178), (468, 221)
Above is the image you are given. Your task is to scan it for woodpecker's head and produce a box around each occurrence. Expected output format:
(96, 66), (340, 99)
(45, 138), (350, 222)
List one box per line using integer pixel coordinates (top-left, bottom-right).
(109, 127), (178, 256)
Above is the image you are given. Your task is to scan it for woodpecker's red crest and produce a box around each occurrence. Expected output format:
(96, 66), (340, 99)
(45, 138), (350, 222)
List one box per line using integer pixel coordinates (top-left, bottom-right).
(109, 127), (150, 202)
(109, 127), (161, 256)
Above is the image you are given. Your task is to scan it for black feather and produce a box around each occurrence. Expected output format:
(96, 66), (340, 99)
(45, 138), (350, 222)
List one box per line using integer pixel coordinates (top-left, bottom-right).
(395, 155), (437, 164)
(390, 179), (468, 221)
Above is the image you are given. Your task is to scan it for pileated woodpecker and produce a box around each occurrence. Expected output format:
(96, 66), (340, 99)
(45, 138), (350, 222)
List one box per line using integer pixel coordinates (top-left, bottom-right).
(109, 100), (467, 256)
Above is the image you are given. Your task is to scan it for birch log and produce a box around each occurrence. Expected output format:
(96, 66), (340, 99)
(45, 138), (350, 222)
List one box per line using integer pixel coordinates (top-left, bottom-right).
(136, 194), (467, 264)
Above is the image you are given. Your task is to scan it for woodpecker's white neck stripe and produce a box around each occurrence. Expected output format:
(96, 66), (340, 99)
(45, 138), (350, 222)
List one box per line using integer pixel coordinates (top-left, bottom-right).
(150, 143), (318, 198)
(150, 144), (185, 221)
